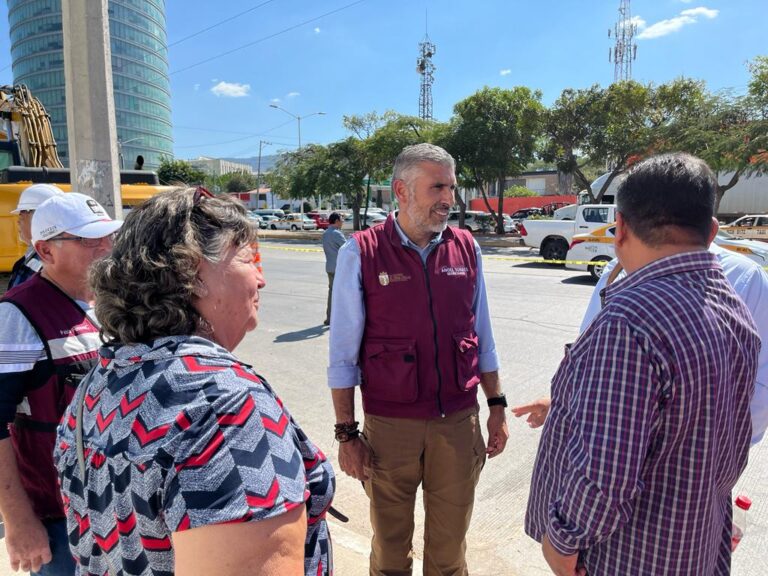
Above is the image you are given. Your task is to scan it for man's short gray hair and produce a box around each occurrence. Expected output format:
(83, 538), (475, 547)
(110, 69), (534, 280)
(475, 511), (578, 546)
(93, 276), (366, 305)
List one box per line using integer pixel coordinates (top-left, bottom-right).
(392, 143), (455, 186)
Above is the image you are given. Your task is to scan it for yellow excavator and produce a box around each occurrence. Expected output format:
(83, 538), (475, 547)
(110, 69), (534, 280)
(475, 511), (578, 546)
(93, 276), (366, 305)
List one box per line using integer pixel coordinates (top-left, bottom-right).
(0, 84), (171, 272)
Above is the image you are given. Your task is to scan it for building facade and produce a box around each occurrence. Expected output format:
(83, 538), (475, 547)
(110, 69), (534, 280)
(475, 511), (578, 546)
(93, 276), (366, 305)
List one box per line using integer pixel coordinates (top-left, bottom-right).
(7, 0), (173, 169)
(188, 156), (254, 176)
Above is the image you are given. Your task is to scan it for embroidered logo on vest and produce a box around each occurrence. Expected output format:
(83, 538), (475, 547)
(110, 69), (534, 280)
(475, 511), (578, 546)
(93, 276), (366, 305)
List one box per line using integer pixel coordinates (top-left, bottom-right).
(378, 272), (412, 286)
(441, 265), (469, 277)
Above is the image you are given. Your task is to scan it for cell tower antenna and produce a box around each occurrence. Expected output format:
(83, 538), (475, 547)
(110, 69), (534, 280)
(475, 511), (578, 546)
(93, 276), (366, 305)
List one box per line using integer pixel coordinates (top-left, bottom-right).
(609, 0), (638, 82)
(416, 11), (436, 120)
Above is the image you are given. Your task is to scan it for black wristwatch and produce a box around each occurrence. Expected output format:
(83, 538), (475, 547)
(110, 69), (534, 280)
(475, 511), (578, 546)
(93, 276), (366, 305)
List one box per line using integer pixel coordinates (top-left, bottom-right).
(487, 393), (508, 408)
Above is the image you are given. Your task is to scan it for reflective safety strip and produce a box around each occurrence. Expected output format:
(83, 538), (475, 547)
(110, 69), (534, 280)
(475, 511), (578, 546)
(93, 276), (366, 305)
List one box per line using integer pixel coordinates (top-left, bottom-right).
(48, 332), (102, 361)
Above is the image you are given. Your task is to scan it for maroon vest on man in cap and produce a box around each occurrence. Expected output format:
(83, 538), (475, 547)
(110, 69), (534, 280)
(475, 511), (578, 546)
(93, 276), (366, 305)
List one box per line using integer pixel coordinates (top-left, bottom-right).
(354, 215), (481, 419)
(2, 274), (100, 519)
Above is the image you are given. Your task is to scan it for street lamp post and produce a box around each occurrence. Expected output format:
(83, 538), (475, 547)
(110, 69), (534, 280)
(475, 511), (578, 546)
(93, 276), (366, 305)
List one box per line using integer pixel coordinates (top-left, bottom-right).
(269, 105), (325, 215)
(256, 140), (272, 209)
(268, 104), (325, 149)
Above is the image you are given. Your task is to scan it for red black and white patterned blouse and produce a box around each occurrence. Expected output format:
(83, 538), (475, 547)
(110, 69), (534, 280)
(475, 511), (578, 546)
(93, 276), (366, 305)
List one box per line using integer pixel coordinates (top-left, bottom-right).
(55, 336), (335, 575)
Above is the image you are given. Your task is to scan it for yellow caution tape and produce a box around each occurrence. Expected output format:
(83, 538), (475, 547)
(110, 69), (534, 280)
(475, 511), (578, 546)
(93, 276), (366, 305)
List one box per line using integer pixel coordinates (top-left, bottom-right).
(260, 243), (768, 269)
(259, 244), (603, 266)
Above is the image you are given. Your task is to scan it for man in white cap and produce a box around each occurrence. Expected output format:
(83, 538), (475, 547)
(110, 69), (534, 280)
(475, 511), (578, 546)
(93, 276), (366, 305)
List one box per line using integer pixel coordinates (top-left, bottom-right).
(7, 184), (64, 290)
(0, 193), (121, 576)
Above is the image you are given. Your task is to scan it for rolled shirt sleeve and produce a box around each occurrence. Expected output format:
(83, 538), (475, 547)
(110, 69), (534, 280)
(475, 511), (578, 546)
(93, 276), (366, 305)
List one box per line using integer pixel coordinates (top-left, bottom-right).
(546, 317), (660, 555)
(733, 266), (768, 445)
(0, 302), (45, 439)
(472, 241), (499, 373)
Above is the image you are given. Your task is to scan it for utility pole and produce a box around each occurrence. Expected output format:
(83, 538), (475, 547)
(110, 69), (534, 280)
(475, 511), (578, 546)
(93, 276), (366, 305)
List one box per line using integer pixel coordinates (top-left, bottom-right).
(416, 15), (436, 121)
(608, 0), (638, 83)
(256, 140), (271, 209)
(61, 0), (122, 218)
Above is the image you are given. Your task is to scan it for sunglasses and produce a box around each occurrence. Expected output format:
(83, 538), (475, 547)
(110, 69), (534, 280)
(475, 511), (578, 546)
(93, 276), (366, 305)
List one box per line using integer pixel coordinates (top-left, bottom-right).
(51, 233), (115, 248)
(193, 186), (214, 205)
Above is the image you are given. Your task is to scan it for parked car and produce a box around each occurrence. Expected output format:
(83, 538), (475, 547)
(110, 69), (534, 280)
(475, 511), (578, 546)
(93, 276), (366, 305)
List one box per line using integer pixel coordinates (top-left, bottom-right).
(253, 208), (285, 219)
(509, 207), (544, 223)
(566, 224), (768, 281)
(502, 214), (516, 234)
(306, 211), (331, 230)
(341, 212), (387, 231)
(247, 211), (263, 227)
(447, 210), (490, 233)
(271, 213), (318, 231)
(259, 214), (279, 229)
(519, 204), (618, 262)
(721, 214), (768, 242)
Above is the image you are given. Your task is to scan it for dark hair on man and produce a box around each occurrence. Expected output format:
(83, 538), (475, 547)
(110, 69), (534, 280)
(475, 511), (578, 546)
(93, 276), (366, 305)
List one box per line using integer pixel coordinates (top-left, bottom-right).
(616, 152), (717, 247)
(328, 212), (342, 224)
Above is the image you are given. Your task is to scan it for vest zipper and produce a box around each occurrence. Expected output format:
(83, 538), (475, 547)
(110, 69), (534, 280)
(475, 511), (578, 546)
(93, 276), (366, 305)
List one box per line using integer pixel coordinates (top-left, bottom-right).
(421, 258), (445, 418)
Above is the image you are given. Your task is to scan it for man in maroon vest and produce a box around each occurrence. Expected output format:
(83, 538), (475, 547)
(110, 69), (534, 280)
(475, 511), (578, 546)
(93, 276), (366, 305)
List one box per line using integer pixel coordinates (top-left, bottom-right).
(328, 143), (509, 575)
(0, 193), (121, 575)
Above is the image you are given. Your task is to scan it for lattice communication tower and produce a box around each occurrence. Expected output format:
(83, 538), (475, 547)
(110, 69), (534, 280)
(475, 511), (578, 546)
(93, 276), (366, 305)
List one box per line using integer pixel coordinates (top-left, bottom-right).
(416, 33), (436, 120)
(608, 0), (638, 82)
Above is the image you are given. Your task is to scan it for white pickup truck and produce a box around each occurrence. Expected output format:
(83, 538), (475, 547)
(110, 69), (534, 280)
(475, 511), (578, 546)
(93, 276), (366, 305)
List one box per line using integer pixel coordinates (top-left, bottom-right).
(519, 204), (618, 261)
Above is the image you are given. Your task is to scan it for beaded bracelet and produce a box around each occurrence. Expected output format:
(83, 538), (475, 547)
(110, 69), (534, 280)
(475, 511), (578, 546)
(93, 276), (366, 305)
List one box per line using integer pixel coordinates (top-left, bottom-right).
(334, 421), (360, 443)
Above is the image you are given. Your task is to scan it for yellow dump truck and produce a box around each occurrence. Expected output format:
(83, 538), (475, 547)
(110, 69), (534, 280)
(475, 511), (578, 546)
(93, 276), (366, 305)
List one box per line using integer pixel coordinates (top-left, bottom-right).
(0, 84), (170, 272)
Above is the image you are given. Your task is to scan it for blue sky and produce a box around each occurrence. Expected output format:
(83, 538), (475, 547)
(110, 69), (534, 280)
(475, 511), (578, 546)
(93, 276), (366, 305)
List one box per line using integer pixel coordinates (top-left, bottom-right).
(0, 0), (765, 161)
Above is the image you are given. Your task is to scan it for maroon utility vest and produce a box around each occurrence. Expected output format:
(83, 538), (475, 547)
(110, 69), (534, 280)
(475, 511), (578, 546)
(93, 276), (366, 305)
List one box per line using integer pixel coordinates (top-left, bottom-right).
(2, 274), (100, 519)
(354, 215), (481, 419)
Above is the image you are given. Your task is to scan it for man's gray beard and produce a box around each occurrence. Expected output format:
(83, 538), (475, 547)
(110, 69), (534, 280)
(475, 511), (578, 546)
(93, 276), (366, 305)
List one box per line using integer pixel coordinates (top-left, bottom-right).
(406, 189), (448, 234)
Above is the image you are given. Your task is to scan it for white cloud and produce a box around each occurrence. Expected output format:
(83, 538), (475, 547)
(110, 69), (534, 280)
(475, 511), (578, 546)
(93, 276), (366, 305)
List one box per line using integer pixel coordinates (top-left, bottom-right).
(270, 97), (281, 103)
(287, 91), (300, 98)
(637, 6), (718, 39)
(500, 69), (511, 76)
(629, 16), (646, 28)
(193, 83), (200, 91)
(680, 6), (718, 18)
(314, 27), (321, 34)
(210, 81), (251, 98)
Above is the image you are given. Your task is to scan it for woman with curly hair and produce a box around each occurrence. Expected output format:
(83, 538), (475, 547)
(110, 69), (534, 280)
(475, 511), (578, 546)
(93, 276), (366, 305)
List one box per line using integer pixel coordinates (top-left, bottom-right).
(54, 188), (335, 576)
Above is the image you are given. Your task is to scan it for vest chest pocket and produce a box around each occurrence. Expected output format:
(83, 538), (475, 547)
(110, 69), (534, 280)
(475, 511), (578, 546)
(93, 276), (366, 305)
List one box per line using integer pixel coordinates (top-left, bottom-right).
(361, 338), (418, 403)
(453, 330), (481, 391)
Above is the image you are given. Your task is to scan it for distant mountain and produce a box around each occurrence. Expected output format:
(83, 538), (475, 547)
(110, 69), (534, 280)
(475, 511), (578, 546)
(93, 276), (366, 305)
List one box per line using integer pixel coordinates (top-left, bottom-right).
(222, 155), (280, 173)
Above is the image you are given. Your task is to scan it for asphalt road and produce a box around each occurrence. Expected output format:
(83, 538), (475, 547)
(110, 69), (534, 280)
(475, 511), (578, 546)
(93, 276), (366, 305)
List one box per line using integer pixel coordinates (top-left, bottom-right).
(1, 240), (766, 575)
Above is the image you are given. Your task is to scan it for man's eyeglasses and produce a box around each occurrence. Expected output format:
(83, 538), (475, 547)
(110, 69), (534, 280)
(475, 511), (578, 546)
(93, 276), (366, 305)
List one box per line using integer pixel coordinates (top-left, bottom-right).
(51, 233), (115, 248)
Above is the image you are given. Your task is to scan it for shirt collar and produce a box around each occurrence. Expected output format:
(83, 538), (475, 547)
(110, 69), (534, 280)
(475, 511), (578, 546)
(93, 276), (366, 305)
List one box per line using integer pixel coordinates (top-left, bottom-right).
(392, 210), (444, 249)
(604, 250), (720, 304)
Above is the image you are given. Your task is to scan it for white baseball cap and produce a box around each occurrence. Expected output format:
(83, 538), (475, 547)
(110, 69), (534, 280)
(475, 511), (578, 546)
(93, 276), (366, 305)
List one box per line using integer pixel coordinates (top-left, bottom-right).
(11, 183), (64, 214)
(32, 192), (123, 243)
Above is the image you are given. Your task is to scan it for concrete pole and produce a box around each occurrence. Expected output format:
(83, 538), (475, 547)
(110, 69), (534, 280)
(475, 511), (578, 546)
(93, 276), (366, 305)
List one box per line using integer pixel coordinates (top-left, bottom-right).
(61, 0), (122, 218)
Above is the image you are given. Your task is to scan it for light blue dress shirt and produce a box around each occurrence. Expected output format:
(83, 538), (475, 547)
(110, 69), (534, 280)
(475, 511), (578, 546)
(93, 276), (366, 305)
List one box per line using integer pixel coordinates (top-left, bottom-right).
(327, 218), (499, 389)
(581, 244), (768, 445)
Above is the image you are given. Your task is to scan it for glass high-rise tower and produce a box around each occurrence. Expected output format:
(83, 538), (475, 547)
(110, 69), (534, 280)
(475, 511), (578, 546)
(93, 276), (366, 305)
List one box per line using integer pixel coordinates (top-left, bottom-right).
(7, 0), (172, 169)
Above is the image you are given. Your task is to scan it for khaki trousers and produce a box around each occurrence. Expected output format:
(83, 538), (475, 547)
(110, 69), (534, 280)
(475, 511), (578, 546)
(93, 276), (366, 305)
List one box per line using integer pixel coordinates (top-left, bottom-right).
(363, 406), (486, 576)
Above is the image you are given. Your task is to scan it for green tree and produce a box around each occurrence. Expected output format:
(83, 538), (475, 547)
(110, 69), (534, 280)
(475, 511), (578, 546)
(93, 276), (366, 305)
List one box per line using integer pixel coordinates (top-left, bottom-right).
(544, 79), (709, 203)
(157, 157), (207, 186)
(452, 86), (544, 233)
(222, 171), (258, 193)
(540, 85), (605, 194)
(660, 93), (768, 210)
